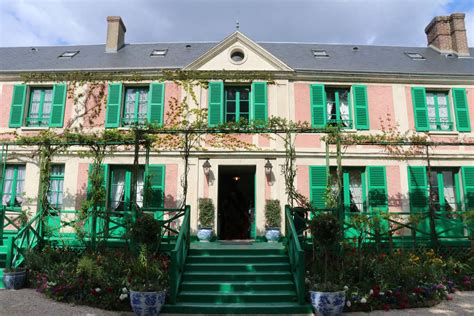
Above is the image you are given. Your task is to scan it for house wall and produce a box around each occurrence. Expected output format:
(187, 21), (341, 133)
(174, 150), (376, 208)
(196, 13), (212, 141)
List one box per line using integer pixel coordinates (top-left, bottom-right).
(1, 76), (473, 237)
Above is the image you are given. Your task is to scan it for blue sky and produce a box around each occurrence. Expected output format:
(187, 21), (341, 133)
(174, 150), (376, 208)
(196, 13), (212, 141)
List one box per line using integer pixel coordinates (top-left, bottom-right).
(0, 0), (473, 47)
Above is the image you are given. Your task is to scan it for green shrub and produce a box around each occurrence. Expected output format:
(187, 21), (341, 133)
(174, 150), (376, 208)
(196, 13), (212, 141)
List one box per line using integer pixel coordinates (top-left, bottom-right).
(129, 212), (161, 246)
(76, 255), (104, 284)
(198, 198), (215, 228)
(264, 199), (281, 228)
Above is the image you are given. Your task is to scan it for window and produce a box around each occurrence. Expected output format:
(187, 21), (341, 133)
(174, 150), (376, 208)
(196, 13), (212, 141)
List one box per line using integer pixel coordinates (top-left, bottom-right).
(310, 84), (369, 130)
(122, 87), (149, 126)
(405, 52), (425, 60)
(309, 166), (387, 213)
(58, 51), (79, 58)
(26, 88), (53, 127)
(426, 91), (453, 131)
(9, 84), (67, 128)
(105, 83), (164, 128)
(48, 165), (64, 210)
(408, 166), (470, 237)
(109, 166), (145, 212)
(207, 81), (268, 127)
(412, 87), (471, 132)
(1, 165), (26, 208)
(312, 49), (329, 58)
(224, 86), (250, 122)
(326, 88), (352, 128)
(150, 49), (167, 57)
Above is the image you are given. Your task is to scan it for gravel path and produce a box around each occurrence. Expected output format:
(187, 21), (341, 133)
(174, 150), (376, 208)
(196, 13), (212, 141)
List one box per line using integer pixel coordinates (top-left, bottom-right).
(1, 289), (473, 315)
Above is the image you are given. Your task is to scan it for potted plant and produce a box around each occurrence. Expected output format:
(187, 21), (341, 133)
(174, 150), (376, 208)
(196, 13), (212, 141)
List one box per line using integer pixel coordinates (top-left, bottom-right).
(308, 212), (345, 316)
(127, 245), (168, 316)
(264, 199), (282, 242)
(2, 267), (27, 289)
(197, 198), (215, 242)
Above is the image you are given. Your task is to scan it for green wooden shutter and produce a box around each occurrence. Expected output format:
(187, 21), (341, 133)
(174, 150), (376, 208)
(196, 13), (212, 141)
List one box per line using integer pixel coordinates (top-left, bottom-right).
(408, 166), (429, 235)
(452, 88), (471, 132)
(411, 87), (429, 131)
(105, 83), (123, 128)
(462, 167), (474, 211)
(86, 164), (109, 208)
(367, 166), (388, 211)
(310, 166), (328, 210)
(252, 81), (267, 123)
(49, 83), (67, 127)
(148, 82), (165, 125)
(9, 85), (27, 127)
(208, 81), (223, 127)
(310, 84), (326, 128)
(145, 165), (165, 208)
(352, 85), (369, 130)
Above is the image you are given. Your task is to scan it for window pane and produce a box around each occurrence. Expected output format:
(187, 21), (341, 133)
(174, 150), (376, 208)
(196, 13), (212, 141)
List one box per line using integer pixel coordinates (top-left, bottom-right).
(226, 89), (236, 101)
(226, 101), (236, 113)
(226, 114), (236, 122)
(110, 169), (126, 211)
(42, 89), (53, 116)
(429, 172), (440, 206)
(2, 167), (15, 206)
(426, 92), (437, 130)
(348, 170), (363, 212)
(326, 90), (336, 122)
(240, 100), (249, 113)
(136, 170), (145, 208)
(437, 93), (450, 130)
(138, 89), (148, 123)
(339, 90), (350, 127)
(240, 89), (249, 101)
(442, 171), (457, 213)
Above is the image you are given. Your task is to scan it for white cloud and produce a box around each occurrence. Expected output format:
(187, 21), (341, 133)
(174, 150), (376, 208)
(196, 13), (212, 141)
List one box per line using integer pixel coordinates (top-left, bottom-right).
(0, 0), (472, 47)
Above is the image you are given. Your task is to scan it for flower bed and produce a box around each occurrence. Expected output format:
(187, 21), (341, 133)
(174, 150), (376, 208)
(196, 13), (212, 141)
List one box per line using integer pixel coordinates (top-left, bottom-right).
(307, 246), (473, 312)
(24, 247), (169, 311)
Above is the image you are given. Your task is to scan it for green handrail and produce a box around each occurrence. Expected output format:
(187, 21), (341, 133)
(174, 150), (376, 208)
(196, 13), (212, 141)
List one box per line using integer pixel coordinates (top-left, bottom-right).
(169, 205), (191, 304)
(9, 211), (44, 268)
(285, 205), (305, 304)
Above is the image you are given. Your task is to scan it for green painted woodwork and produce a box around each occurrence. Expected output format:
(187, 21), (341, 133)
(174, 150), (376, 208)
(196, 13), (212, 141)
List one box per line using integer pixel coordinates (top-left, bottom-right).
(105, 83), (123, 128)
(148, 82), (165, 125)
(251, 81), (267, 123)
(452, 88), (471, 132)
(367, 166), (388, 212)
(208, 81), (224, 127)
(48, 165), (64, 210)
(1, 165), (25, 209)
(26, 88), (53, 127)
(408, 166), (429, 236)
(122, 87), (148, 126)
(224, 86), (250, 122)
(49, 84), (67, 127)
(9, 85), (27, 128)
(462, 167), (474, 211)
(309, 166), (327, 210)
(144, 164), (165, 210)
(412, 87), (429, 132)
(352, 85), (369, 130)
(164, 239), (310, 313)
(310, 84), (326, 128)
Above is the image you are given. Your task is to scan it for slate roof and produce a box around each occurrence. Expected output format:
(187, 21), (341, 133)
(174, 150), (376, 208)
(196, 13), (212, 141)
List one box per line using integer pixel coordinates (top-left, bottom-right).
(1, 41), (473, 76)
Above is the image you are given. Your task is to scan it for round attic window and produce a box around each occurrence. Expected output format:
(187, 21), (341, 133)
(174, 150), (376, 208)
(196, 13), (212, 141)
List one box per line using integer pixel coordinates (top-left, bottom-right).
(229, 48), (246, 64)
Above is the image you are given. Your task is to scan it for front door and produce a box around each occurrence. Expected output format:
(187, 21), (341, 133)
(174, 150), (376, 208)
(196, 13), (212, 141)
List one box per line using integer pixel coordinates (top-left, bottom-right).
(218, 165), (255, 240)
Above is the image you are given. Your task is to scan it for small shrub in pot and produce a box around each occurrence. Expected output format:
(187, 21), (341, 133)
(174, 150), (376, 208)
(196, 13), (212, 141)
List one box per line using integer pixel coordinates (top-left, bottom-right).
(264, 199), (281, 242)
(197, 198), (215, 242)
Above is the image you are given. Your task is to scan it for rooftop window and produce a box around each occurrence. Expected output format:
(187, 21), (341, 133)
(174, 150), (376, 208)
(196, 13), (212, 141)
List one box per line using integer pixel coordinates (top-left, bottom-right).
(150, 49), (168, 57)
(312, 49), (329, 58)
(405, 52), (425, 60)
(58, 51), (79, 58)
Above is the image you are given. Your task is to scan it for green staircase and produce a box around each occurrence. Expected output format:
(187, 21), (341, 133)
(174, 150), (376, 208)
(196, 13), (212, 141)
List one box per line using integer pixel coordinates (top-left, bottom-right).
(0, 233), (14, 289)
(162, 242), (311, 314)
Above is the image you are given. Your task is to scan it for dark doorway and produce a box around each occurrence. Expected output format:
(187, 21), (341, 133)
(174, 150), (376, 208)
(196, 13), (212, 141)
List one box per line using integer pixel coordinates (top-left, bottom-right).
(218, 165), (255, 240)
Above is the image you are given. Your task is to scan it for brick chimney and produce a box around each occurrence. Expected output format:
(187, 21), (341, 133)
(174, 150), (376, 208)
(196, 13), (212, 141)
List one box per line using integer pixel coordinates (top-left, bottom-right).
(425, 13), (470, 57)
(106, 16), (126, 53)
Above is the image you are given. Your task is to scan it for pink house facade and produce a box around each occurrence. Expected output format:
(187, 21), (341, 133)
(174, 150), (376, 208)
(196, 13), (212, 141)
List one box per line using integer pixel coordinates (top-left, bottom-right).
(0, 13), (473, 241)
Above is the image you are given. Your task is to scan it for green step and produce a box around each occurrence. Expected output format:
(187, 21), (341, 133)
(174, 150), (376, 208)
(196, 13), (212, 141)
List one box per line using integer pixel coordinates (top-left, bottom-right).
(178, 291), (298, 304)
(185, 263), (290, 272)
(183, 271), (293, 282)
(186, 255), (288, 264)
(188, 248), (286, 256)
(0, 268), (4, 289)
(162, 302), (313, 314)
(180, 281), (295, 292)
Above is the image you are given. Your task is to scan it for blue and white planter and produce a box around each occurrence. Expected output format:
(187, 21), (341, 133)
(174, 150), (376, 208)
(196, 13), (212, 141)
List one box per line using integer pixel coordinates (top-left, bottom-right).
(197, 228), (213, 242)
(130, 290), (166, 316)
(2, 270), (26, 290)
(265, 227), (281, 242)
(309, 290), (345, 316)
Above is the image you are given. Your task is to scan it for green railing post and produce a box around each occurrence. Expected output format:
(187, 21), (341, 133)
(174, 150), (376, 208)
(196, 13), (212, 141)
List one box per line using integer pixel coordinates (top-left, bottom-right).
(169, 205), (191, 305)
(285, 205), (305, 305)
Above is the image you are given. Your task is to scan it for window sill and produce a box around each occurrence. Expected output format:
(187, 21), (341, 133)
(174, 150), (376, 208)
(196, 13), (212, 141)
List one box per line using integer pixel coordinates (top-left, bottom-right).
(20, 126), (49, 131)
(428, 130), (459, 136)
